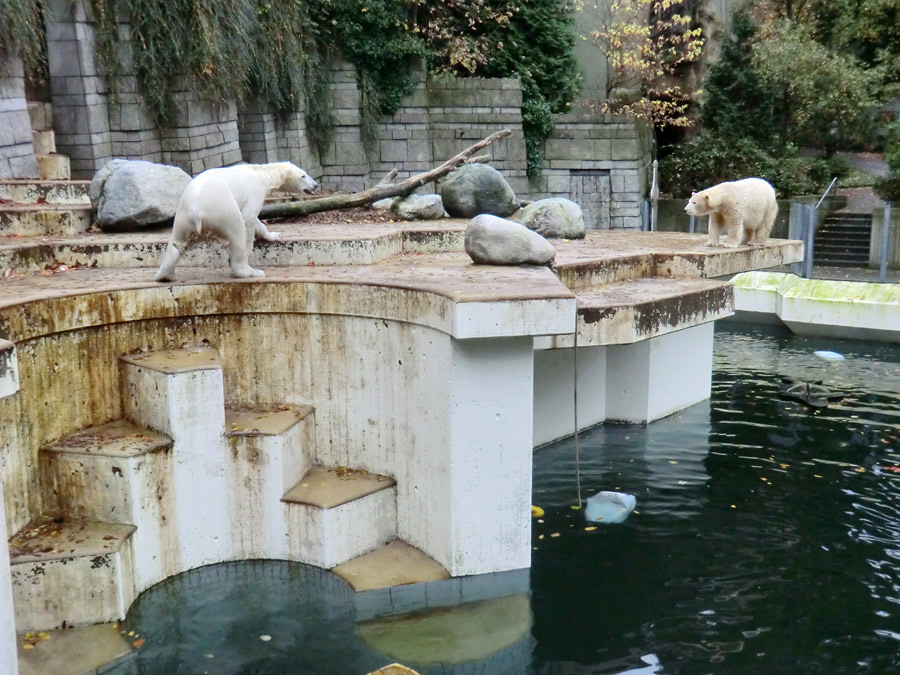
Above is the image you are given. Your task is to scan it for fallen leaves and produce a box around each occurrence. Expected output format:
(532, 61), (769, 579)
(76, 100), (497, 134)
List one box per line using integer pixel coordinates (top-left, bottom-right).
(21, 632), (49, 650)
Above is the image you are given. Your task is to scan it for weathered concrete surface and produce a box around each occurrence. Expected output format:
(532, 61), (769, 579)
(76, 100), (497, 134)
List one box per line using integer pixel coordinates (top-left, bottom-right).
(0, 339), (17, 399)
(9, 518), (137, 631)
(332, 540), (450, 592)
(571, 277), (733, 347)
(16, 623), (132, 675)
(0, 480), (16, 675)
(733, 271), (900, 342)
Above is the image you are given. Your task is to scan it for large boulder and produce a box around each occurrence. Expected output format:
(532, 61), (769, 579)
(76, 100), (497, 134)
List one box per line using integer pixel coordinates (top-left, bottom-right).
(90, 159), (192, 231)
(392, 193), (445, 220)
(514, 197), (586, 239)
(440, 164), (519, 218)
(464, 214), (556, 265)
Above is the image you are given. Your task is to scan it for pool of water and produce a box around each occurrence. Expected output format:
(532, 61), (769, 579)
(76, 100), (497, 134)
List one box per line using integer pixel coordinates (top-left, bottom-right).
(109, 325), (900, 674)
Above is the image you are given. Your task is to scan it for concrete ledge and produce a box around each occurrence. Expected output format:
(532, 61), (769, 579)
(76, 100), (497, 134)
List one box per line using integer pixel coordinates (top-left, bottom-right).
(733, 271), (900, 342)
(0, 265), (574, 342)
(539, 277), (732, 348)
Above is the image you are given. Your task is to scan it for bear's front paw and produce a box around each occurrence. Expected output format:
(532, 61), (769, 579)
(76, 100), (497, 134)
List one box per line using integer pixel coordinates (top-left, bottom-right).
(232, 266), (266, 278)
(264, 231), (282, 241)
(703, 240), (719, 248)
(722, 241), (740, 249)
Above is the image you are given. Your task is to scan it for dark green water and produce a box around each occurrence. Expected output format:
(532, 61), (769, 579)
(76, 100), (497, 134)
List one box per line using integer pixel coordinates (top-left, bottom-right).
(110, 326), (900, 674)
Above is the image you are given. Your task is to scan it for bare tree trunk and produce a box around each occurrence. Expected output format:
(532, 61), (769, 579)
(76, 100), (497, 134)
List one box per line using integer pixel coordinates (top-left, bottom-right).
(260, 129), (512, 219)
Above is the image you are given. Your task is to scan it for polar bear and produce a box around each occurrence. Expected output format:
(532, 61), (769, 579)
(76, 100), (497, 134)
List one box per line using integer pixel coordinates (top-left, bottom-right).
(684, 177), (777, 248)
(154, 162), (318, 282)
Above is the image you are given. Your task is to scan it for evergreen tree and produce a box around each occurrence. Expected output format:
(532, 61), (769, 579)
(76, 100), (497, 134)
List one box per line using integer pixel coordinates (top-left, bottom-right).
(700, 9), (776, 147)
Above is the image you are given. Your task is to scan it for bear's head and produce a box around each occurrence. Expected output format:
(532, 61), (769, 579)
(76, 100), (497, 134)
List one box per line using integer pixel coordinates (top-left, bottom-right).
(278, 162), (319, 194)
(684, 189), (718, 216)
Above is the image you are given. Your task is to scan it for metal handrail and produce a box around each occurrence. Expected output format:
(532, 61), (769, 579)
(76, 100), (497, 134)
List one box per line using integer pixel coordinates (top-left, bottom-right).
(815, 176), (838, 211)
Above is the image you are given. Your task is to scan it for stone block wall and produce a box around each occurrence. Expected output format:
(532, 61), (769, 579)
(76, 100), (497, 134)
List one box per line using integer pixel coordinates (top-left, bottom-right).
(425, 76), (528, 196)
(0, 56), (39, 178)
(44, 0), (113, 177)
(319, 61), (369, 192)
(533, 108), (653, 229)
(1, 8), (653, 229)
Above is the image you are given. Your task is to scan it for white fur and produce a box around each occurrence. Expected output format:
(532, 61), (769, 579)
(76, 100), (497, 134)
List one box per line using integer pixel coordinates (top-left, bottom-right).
(684, 177), (778, 248)
(154, 162), (318, 281)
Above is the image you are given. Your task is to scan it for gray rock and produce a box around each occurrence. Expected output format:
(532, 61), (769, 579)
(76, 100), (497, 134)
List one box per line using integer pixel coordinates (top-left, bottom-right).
(465, 214), (556, 265)
(440, 163), (519, 218)
(371, 197), (397, 211)
(392, 193), (445, 220)
(514, 197), (586, 239)
(90, 159), (192, 231)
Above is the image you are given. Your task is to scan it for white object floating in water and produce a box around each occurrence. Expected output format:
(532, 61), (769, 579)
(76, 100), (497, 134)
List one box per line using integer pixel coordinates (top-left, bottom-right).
(585, 491), (636, 524)
(814, 350), (845, 361)
(614, 653), (661, 675)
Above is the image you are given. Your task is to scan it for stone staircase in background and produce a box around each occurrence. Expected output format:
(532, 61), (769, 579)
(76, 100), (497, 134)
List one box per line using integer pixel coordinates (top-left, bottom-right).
(7, 345), (426, 633)
(0, 102), (92, 237)
(814, 212), (872, 267)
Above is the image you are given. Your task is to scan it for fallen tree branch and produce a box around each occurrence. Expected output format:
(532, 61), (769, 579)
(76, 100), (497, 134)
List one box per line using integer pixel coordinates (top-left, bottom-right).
(260, 129), (512, 219)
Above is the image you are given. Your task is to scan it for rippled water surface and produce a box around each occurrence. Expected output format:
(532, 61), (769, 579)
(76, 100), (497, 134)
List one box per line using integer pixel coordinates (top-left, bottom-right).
(110, 326), (900, 674)
(530, 325), (900, 674)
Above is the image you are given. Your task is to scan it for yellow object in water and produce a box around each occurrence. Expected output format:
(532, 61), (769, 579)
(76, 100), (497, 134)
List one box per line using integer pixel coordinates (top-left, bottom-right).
(531, 505), (544, 518)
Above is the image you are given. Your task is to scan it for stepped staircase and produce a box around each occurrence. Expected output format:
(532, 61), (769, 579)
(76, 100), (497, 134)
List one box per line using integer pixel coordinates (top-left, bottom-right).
(814, 212), (872, 267)
(0, 102), (92, 237)
(8, 345), (443, 636)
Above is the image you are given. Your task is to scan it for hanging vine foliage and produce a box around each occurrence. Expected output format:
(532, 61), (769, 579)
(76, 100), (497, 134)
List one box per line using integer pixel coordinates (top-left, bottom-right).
(85, 0), (578, 174)
(0, 0), (48, 82)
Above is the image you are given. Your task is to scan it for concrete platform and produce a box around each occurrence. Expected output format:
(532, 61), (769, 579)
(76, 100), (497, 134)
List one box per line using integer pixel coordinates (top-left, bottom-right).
(16, 622), (133, 675)
(332, 540), (450, 592)
(120, 345), (221, 373)
(8, 518), (135, 564)
(40, 419), (171, 458)
(225, 405), (314, 436)
(283, 465), (396, 509)
(732, 270), (900, 342)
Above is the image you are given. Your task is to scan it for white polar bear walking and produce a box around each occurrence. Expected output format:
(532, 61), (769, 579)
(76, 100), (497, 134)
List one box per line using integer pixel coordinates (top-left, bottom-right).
(154, 161), (318, 281)
(684, 177), (778, 248)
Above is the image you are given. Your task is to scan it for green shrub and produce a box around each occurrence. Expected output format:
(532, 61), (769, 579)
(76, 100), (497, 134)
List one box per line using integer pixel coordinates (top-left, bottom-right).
(660, 134), (844, 197)
(0, 0), (47, 82)
(875, 127), (900, 202)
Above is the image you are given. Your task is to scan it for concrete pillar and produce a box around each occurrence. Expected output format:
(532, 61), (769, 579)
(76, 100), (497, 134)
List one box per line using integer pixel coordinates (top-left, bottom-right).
(121, 348), (232, 575)
(44, 0), (112, 177)
(0, 55), (39, 179)
(605, 323), (715, 423)
(446, 337), (534, 576)
(238, 102), (279, 164)
(533, 345), (607, 447)
(0, 340), (19, 674)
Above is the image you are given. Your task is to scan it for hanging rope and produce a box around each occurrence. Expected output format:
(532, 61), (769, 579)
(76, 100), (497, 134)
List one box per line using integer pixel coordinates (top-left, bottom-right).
(574, 327), (582, 508)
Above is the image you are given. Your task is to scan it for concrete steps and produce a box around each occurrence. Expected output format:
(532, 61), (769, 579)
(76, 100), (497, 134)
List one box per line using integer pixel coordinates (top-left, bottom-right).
(0, 101), (84, 236)
(815, 213), (872, 267)
(0, 179), (90, 205)
(0, 204), (92, 236)
(8, 518), (136, 632)
(9, 343), (405, 633)
(282, 464), (398, 569)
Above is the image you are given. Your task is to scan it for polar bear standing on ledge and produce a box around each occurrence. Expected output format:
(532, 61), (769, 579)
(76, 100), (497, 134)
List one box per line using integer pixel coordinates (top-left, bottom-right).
(684, 177), (777, 248)
(154, 162), (318, 281)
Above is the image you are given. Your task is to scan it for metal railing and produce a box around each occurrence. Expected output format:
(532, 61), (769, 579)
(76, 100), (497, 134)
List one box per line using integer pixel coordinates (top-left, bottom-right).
(799, 176), (839, 279)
